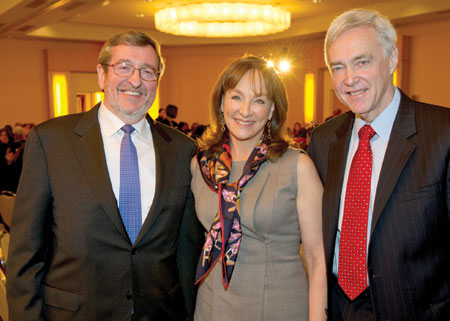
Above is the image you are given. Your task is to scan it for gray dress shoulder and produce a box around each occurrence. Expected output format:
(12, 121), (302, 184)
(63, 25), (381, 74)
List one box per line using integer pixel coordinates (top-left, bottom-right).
(192, 148), (308, 321)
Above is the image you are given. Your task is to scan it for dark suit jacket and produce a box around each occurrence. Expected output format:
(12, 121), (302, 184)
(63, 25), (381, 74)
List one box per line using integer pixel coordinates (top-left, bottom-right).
(6, 105), (205, 321)
(308, 92), (450, 320)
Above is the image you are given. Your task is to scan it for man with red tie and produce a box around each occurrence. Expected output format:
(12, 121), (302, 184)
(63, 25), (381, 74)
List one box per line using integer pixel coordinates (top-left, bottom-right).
(308, 8), (450, 321)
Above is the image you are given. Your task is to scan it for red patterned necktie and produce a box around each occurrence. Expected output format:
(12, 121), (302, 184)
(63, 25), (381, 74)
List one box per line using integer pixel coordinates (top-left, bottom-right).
(338, 124), (376, 300)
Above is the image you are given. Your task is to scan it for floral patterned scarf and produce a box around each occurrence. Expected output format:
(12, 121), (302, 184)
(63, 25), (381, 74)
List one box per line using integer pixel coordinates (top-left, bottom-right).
(195, 136), (268, 289)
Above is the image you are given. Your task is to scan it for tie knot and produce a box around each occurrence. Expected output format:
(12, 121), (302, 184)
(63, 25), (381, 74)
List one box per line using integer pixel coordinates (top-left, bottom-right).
(121, 124), (135, 135)
(358, 124), (376, 141)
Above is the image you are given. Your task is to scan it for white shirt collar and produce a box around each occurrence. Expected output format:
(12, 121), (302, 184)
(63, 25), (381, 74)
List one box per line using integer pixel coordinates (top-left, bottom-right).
(98, 102), (152, 142)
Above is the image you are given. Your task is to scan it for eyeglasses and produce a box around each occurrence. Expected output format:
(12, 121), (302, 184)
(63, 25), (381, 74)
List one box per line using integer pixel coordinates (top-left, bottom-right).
(104, 63), (159, 81)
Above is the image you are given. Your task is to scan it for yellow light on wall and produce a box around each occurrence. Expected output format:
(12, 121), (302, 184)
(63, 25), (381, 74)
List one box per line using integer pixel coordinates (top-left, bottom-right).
(94, 92), (104, 104)
(393, 69), (398, 87)
(148, 89), (160, 120)
(304, 73), (315, 124)
(53, 74), (68, 117)
(155, 3), (291, 37)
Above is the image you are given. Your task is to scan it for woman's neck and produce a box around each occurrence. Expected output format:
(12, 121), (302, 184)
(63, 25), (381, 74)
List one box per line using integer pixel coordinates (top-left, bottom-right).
(230, 139), (257, 161)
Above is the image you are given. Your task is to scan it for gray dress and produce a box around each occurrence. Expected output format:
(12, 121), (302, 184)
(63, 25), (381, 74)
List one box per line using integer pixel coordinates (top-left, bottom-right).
(192, 148), (309, 321)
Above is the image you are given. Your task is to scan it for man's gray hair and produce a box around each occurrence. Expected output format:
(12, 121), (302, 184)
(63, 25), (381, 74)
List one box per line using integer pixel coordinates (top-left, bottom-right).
(324, 9), (397, 67)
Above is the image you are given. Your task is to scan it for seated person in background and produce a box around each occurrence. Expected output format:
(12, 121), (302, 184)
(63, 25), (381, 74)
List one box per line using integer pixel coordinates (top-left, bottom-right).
(156, 107), (169, 125)
(291, 122), (307, 148)
(0, 128), (13, 168)
(324, 108), (342, 122)
(177, 121), (190, 134)
(165, 104), (179, 128)
(22, 123), (35, 141)
(0, 143), (23, 193)
(191, 124), (207, 140)
(189, 122), (199, 138)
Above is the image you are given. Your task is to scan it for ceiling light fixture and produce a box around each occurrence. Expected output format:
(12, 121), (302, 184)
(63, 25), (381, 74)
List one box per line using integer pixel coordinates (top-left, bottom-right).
(154, 3), (291, 37)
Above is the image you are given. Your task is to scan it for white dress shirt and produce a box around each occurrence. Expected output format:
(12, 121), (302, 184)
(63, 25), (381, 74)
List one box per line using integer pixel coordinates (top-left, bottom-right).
(98, 103), (156, 224)
(333, 87), (401, 278)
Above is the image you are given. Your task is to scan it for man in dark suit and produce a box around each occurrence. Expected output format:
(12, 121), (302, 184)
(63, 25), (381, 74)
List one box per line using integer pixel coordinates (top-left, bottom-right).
(308, 9), (450, 321)
(6, 31), (204, 321)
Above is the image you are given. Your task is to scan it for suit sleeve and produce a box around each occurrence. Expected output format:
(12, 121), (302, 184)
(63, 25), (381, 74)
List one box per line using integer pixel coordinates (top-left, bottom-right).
(307, 130), (317, 162)
(307, 129), (321, 177)
(6, 128), (52, 321)
(176, 146), (206, 321)
(447, 153), (450, 222)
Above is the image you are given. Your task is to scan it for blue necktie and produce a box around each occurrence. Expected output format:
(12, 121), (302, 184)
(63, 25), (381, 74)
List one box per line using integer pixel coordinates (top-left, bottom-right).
(119, 125), (142, 244)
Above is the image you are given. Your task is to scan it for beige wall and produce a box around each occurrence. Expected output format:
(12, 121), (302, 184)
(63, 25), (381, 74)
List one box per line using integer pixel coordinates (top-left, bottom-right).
(0, 38), (102, 127)
(1, 16), (449, 129)
(397, 19), (450, 107)
(160, 39), (325, 128)
(0, 43), (48, 127)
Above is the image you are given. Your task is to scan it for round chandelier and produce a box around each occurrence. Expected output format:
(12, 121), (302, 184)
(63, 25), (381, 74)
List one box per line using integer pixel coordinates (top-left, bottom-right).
(154, 3), (291, 38)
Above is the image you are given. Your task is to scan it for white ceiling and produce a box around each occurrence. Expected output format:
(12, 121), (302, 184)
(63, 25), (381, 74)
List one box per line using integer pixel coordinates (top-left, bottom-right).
(1, 0), (450, 45)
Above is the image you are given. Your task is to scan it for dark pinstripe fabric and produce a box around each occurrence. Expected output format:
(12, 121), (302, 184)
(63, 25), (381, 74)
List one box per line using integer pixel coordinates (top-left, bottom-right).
(308, 91), (450, 321)
(330, 276), (375, 321)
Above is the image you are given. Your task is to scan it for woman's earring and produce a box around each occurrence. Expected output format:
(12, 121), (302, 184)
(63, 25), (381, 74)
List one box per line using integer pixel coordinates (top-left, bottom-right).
(220, 112), (226, 132)
(267, 120), (272, 140)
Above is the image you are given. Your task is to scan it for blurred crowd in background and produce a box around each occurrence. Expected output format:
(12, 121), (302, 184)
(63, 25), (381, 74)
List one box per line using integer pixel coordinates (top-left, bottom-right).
(0, 106), (341, 195)
(0, 123), (34, 194)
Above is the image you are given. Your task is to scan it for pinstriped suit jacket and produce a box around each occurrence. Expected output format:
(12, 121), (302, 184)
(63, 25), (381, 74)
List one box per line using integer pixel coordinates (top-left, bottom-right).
(308, 91), (450, 320)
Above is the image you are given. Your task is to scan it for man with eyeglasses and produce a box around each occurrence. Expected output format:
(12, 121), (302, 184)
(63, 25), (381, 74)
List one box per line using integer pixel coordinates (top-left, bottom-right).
(6, 31), (204, 321)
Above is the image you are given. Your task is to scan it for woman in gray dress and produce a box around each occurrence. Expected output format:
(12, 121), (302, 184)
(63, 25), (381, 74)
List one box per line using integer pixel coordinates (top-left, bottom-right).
(191, 56), (326, 321)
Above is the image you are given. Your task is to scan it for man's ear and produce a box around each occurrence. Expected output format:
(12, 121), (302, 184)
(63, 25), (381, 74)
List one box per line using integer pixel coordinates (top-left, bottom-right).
(389, 46), (399, 75)
(97, 64), (106, 90)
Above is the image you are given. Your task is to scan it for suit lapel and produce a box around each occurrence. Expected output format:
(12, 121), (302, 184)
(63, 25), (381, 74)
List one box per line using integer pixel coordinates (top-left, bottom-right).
(71, 104), (128, 240)
(370, 92), (416, 237)
(323, 113), (354, 263)
(135, 118), (174, 243)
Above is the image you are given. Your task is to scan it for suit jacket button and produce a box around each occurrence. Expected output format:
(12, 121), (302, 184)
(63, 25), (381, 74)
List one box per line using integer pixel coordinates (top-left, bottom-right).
(131, 249), (140, 255)
(126, 293), (132, 300)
